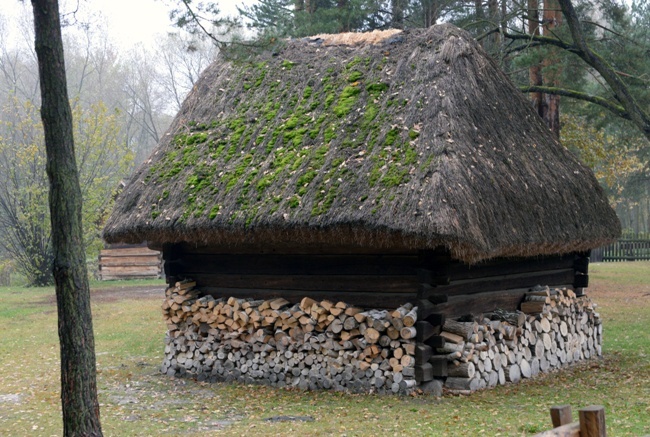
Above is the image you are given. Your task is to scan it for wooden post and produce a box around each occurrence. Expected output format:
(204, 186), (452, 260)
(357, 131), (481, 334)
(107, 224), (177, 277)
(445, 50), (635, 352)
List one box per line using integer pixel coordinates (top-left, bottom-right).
(550, 405), (572, 427)
(532, 405), (605, 437)
(579, 406), (606, 437)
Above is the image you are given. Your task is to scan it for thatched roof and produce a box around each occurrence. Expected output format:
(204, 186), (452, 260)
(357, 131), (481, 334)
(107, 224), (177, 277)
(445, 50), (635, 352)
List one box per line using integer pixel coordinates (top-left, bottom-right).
(103, 24), (620, 263)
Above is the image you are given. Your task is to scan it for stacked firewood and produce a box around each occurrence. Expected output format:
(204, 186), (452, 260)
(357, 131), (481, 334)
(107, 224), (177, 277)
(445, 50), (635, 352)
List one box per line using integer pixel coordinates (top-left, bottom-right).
(435, 286), (602, 393)
(161, 281), (418, 393)
(160, 281), (602, 394)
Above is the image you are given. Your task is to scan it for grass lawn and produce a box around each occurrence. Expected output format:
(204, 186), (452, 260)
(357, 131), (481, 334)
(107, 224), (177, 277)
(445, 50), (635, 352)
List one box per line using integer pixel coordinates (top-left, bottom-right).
(0, 265), (648, 436)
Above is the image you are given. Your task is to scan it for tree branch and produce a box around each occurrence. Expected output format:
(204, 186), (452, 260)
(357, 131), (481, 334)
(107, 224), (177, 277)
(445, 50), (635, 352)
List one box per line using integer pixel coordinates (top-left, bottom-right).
(503, 30), (579, 54)
(519, 85), (630, 119)
(505, 41), (546, 55)
(476, 26), (501, 42)
(582, 20), (645, 47)
(556, 0), (650, 140)
(177, 0), (227, 49)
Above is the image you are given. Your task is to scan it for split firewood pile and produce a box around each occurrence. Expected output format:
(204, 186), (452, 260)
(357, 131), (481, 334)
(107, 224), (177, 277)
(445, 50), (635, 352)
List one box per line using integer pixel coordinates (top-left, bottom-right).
(160, 281), (419, 393)
(436, 285), (602, 394)
(160, 281), (602, 394)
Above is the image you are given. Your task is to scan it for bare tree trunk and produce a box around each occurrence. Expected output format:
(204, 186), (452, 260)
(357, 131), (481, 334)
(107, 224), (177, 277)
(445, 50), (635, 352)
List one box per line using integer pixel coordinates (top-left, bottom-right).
(487, 0), (500, 47)
(392, 0), (406, 29)
(421, 0), (438, 27)
(475, 0), (487, 48)
(475, 0), (485, 21)
(30, 1), (103, 436)
(338, 0), (350, 32)
(528, 0), (544, 118)
(542, 0), (562, 137)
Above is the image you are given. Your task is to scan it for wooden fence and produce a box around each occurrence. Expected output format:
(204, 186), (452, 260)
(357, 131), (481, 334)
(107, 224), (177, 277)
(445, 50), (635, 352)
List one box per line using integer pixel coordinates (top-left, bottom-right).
(591, 234), (650, 262)
(533, 405), (606, 437)
(98, 245), (162, 280)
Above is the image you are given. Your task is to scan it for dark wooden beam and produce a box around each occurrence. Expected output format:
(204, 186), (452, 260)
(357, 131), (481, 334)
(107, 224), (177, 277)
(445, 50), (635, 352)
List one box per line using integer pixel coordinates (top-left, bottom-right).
(415, 363), (434, 383)
(428, 287), (543, 318)
(415, 344), (433, 365)
(434, 268), (576, 297)
(428, 356), (448, 377)
(423, 335), (446, 349)
(445, 254), (576, 280)
(416, 321), (437, 343)
(190, 273), (417, 293)
(574, 273), (589, 288)
(174, 253), (419, 276)
(574, 256), (589, 274)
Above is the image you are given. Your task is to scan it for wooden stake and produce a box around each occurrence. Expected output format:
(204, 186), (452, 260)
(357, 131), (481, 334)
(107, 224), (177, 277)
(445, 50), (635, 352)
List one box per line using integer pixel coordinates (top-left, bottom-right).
(579, 406), (606, 437)
(550, 405), (572, 427)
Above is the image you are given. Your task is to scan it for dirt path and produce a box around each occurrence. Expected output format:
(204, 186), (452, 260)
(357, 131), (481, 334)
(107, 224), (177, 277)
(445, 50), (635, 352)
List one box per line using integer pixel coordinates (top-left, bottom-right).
(90, 284), (166, 303)
(37, 283), (166, 306)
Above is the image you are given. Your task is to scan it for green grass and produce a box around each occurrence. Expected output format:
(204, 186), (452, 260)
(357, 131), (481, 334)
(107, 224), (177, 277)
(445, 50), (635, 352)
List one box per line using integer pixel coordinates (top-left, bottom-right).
(89, 278), (167, 289)
(589, 261), (650, 286)
(0, 265), (648, 436)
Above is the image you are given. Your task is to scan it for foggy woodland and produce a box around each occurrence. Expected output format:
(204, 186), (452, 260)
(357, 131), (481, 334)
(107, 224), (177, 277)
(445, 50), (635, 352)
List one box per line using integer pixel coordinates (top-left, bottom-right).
(1, 0), (649, 285)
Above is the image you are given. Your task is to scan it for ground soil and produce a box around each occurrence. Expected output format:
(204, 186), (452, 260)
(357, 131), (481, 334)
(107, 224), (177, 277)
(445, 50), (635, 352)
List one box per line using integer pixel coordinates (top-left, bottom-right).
(588, 278), (650, 302)
(38, 284), (166, 306)
(90, 284), (166, 303)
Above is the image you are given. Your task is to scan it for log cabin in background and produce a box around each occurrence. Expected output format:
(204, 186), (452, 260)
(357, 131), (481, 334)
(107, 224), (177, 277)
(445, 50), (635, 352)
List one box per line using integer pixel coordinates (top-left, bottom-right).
(103, 24), (620, 394)
(98, 243), (162, 280)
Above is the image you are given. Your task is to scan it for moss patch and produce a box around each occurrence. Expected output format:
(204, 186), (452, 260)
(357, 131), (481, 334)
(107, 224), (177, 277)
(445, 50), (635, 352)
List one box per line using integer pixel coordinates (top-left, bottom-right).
(384, 128), (400, 146)
(380, 165), (409, 187)
(287, 195), (300, 208)
(281, 59), (295, 70)
(141, 47), (421, 223)
(296, 170), (317, 196)
(366, 83), (389, 96)
(347, 70), (363, 82)
(333, 85), (361, 118)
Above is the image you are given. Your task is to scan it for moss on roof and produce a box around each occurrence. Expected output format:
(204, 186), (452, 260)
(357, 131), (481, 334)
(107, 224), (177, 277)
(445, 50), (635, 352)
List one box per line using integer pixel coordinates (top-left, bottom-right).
(103, 24), (620, 262)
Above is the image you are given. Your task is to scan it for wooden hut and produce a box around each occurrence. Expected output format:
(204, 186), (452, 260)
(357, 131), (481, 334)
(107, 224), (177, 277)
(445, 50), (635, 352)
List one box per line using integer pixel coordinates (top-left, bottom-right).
(98, 243), (162, 281)
(103, 25), (620, 393)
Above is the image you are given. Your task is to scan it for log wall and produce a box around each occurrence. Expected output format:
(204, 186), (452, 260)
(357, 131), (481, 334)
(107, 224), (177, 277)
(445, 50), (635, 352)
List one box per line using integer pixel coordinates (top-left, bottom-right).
(163, 244), (421, 309)
(162, 244), (589, 317)
(99, 245), (162, 280)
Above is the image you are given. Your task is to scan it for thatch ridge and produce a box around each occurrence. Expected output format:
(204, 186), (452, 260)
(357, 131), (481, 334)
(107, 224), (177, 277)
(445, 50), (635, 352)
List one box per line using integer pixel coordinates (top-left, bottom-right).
(103, 24), (620, 262)
(308, 29), (403, 46)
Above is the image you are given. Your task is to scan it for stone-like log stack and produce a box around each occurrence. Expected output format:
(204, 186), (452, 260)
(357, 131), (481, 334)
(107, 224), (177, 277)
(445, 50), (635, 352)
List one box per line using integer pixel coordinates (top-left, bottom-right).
(161, 280), (418, 393)
(434, 285), (602, 393)
(160, 282), (602, 395)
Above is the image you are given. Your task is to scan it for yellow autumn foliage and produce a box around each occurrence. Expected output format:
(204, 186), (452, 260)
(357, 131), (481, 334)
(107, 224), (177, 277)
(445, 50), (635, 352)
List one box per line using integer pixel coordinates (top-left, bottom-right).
(561, 114), (643, 197)
(0, 95), (133, 284)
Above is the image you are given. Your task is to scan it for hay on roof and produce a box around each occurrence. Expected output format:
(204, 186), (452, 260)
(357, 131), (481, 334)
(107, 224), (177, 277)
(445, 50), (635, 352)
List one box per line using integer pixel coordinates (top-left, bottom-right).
(308, 29), (402, 46)
(103, 24), (620, 262)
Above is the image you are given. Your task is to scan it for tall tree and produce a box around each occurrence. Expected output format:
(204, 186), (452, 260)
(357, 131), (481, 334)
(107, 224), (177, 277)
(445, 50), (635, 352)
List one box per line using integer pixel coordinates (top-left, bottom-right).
(527, 0), (543, 118)
(500, 0), (650, 142)
(29, 0), (102, 435)
(556, 0), (650, 141)
(541, 0), (562, 136)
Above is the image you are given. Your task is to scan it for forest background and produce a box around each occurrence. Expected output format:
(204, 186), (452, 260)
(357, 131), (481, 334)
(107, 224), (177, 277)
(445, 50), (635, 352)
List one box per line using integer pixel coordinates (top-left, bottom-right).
(0, 0), (648, 286)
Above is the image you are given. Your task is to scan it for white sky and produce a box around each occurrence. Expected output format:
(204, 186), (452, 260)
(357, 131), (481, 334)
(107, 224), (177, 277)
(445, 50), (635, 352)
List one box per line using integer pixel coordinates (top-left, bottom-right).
(0, 0), (249, 50)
